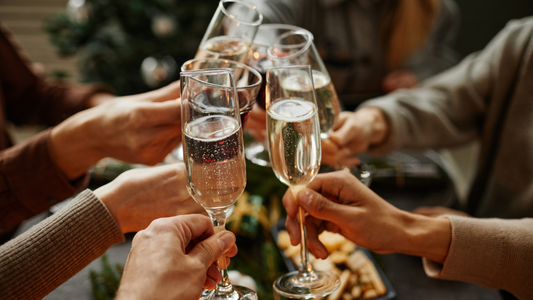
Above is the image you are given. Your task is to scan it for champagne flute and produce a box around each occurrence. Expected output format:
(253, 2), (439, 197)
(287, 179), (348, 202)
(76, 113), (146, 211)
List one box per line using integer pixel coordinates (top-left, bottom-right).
(170, 58), (262, 162)
(195, 0), (263, 63)
(180, 68), (256, 300)
(266, 65), (340, 298)
(245, 24), (312, 167)
(269, 31), (372, 185)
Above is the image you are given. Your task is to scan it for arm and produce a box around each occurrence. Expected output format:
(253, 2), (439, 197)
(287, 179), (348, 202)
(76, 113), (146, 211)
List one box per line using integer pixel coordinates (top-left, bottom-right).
(333, 18), (533, 155)
(0, 163), (205, 300)
(0, 190), (124, 300)
(424, 216), (533, 300)
(283, 171), (533, 298)
(0, 25), (112, 127)
(0, 81), (183, 232)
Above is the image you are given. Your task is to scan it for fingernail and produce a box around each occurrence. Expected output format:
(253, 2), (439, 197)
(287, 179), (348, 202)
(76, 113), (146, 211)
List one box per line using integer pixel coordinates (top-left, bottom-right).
(217, 232), (234, 251)
(301, 190), (313, 205)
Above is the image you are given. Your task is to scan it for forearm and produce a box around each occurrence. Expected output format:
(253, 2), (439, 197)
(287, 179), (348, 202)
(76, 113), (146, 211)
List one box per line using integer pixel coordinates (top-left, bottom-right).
(423, 217), (533, 299)
(0, 190), (124, 299)
(397, 212), (452, 264)
(49, 109), (103, 180)
(0, 130), (89, 232)
(356, 107), (390, 148)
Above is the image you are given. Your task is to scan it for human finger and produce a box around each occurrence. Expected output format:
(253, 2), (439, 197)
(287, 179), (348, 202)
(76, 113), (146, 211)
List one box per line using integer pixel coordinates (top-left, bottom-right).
(282, 188), (299, 219)
(205, 264), (222, 289)
(329, 118), (358, 147)
(304, 217), (328, 259)
(285, 215), (301, 246)
(189, 231), (237, 268)
(297, 189), (348, 223)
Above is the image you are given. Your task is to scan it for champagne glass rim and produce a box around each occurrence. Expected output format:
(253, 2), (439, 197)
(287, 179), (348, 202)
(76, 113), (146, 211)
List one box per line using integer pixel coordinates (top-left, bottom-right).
(219, 0), (263, 27)
(254, 24), (314, 47)
(267, 30), (314, 62)
(180, 68), (236, 90)
(266, 64), (313, 73)
(181, 58), (262, 89)
(265, 65), (317, 109)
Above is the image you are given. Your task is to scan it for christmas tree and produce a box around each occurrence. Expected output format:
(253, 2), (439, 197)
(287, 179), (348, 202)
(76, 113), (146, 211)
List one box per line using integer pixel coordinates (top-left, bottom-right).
(46, 0), (217, 95)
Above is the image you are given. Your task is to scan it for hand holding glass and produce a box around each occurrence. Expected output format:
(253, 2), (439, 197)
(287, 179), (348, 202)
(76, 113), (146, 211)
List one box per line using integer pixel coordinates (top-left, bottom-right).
(266, 65), (340, 298)
(180, 69), (256, 300)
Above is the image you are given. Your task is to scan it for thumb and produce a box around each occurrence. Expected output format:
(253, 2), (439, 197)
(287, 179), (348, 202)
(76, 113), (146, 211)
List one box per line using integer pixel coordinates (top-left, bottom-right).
(330, 121), (355, 147)
(297, 189), (345, 222)
(189, 231), (236, 267)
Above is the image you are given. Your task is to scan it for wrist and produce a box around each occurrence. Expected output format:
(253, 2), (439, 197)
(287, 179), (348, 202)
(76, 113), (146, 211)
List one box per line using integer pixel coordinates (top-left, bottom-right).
(49, 111), (103, 180)
(400, 212), (452, 263)
(358, 107), (389, 147)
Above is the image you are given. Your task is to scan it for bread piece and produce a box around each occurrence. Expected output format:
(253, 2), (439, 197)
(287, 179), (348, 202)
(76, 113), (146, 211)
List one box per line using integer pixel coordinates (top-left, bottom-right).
(347, 250), (367, 272)
(330, 251), (349, 265)
(362, 260), (387, 295)
(277, 230), (291, 249)
(319, 231), (347, 253)
(346, 273), (358, 290)
(359, 274), (372, 291)
(312, 258), (336, 272)
(340, 241), (357, 254)
(284, 244), (300, 260)
(327, 269), (351, 300)
(351, 286), (362, 298)
(341, 292), (354, 300)
(363, 289), (378, 299)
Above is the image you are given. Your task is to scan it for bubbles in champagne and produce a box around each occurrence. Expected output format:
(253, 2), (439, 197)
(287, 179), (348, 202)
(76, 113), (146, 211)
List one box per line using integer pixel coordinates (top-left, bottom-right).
(184, 115), (246, 210)
(196, 36), (250, 63)
(267, 99), (321, 188)
(281, 70), (340, 138)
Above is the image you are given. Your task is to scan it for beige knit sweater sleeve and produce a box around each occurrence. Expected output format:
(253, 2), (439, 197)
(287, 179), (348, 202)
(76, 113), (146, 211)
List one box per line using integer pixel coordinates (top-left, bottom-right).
(0, 189), (125, 299)
(423, 216), (533, 299)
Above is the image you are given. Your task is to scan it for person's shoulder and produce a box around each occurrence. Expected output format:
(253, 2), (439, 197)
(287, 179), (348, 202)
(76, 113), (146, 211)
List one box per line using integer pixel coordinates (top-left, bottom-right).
(496, 16), (533, 47)
(504, 16), (533, 31)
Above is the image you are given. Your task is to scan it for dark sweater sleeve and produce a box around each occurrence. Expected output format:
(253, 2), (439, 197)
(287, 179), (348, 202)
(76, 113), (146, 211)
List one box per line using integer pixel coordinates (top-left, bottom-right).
(0, 129), (89, 233)
(0, 189), (125, 300)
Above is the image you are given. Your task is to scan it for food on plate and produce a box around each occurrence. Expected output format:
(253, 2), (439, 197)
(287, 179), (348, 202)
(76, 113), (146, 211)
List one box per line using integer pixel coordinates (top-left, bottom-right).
(276, 230), (387, 300)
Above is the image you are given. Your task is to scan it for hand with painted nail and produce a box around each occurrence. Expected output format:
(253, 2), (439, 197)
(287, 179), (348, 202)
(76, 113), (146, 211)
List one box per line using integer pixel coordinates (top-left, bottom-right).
(115, 215), (238, 300)
(282, 170), (451, 264)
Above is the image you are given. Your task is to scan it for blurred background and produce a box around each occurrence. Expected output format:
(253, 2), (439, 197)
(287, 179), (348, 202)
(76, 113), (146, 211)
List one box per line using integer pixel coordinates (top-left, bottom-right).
(2, 0), (533, 88)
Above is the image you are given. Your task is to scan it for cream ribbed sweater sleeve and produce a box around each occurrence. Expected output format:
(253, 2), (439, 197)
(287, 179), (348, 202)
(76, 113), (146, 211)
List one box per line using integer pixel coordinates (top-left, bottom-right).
(422, 216), (533, 299)
(0, 189), (125, 300)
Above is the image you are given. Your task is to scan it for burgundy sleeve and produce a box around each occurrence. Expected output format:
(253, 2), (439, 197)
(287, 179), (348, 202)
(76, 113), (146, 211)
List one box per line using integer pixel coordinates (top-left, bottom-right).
(0, 24), (112, 127)
(0, 129), (89, 233)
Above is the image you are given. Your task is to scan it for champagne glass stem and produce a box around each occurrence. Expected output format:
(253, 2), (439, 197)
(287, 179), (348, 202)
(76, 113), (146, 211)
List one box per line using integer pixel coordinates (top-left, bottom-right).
(290, 186), (315, 279)
(210, 210), (235, 295)
(298, 206), (313, 275)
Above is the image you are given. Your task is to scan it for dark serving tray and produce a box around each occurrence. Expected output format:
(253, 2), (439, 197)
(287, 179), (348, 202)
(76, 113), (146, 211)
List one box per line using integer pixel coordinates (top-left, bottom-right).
(271, 221), (396, 300)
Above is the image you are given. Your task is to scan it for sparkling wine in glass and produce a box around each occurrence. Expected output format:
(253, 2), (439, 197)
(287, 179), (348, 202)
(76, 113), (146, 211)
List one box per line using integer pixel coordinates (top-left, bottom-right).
(244, 24), (312, 167)
(266, 65), (340, 298)
(180, 69), (256, 300)
(269, 31), (372, 184)
(268, 30), (341, 139)
(170, 58), (262, 162)
(195, 0), (262, 63)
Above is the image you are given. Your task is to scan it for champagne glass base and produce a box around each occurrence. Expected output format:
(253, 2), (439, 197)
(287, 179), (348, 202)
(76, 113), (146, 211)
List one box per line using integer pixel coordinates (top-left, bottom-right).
(203, 285), (258, 300)
(244, 142), (271, 167)
(273, 270), (340, 299)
